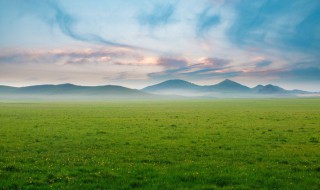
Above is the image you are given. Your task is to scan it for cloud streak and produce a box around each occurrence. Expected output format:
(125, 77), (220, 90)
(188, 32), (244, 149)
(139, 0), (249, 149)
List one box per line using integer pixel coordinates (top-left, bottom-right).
(137, 3), (175, 28)
(149, 56), (236, 81)
(196, 6), (221, 36)
(50, 0), (139, 48)
(7, 0), (136, 49)
(0, 48), (144, 65)
(227, 0), (320, 54)
(256, 60), (272, 68)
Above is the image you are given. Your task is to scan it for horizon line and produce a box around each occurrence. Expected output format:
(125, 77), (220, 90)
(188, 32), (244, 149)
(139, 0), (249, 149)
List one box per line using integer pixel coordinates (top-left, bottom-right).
(1, 79), (318, 92)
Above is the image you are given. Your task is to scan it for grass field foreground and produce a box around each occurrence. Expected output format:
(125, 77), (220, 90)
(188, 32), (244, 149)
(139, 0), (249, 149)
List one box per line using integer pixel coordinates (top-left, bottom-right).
(0, 99), (320, 189)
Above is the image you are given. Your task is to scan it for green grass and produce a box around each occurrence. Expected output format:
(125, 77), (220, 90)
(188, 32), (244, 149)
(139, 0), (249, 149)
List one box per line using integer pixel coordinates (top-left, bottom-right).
(0, 99), (320, 189)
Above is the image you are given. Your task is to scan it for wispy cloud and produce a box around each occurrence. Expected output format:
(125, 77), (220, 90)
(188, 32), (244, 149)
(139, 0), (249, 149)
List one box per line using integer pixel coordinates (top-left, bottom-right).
(235, 60), (320, 84)
(288, 67), (320, 82)
(149, 56), (236, 80)
(0, 48), (144, 65)
(197, 57), (230, 68)
(255, 60), (272, 68)
(196, 6), (221, 36)
(137, 3), (175, 28)
(5, 0), (136, 49)
(0, 47), (162, 87)
(157, 57), (188, 69)
(227, 0), (320, 54)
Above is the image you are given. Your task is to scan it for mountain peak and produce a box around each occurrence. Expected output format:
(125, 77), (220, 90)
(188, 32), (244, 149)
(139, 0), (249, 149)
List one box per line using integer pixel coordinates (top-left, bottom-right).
(253, 85), (264, 91)
(216, 79), (244, 86)
(164, 79), (190, 83)
(223, 79), (232, 82)
(59, 83), (77, 87)
(264, 84), (283, 89)
(146, 79), (199, 87)
(219, 79), (237, 84)
(208, 79), (251, 92)
(254, 84), (286, 94)
(143, 79), (201, 94)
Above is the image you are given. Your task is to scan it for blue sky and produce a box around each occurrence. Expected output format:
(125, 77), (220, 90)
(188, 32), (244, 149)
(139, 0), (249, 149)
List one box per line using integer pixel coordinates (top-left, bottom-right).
(0, 0), (319, 90)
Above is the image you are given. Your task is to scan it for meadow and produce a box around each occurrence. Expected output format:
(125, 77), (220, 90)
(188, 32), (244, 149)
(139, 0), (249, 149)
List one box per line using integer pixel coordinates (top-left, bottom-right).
(0, 99), (319, 189)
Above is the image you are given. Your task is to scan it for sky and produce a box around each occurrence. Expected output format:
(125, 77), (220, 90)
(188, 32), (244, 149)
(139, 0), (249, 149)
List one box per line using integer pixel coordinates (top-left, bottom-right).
(0, 0), (319, 91)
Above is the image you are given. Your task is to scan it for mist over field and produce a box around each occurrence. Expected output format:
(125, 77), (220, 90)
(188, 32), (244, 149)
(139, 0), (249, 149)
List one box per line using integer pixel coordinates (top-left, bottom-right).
(1, 79), (319, 101)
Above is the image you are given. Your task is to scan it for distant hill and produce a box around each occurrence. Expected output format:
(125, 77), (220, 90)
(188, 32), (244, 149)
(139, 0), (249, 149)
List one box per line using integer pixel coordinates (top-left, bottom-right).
(143, 79), (317, 97)
(204, 79), (251, 93)
(143, 79), (254, 96)
(0, 84), (151, 99)
(143, 79), (204, 96)
(0, 80), (318, 99)
(252, 84), (312, 95)
(0, 85), (17, 93)
(252, 84), (287, 94)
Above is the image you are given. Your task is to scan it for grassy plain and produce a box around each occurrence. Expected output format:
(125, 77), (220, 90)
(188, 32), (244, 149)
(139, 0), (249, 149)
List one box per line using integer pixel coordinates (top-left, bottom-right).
(0, 99), (320, 189)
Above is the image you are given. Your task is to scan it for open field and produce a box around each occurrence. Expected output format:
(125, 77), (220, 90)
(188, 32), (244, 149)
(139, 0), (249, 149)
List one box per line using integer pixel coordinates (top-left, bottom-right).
(0, 99), (320, 189)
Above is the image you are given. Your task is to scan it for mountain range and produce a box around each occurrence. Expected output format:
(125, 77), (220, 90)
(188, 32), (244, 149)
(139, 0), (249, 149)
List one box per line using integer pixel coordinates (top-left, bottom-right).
(143, 79), (314, 97)
(0, 83), (150, 99)
(0, 79), (318, 99)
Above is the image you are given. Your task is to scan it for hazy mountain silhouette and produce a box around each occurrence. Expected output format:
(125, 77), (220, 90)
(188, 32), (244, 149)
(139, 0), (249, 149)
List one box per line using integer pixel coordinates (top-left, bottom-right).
(0, 79), (318, 99)
(144, 79), (252, 96)
(143, 79), (317, 97)
(204, 79), (251, 93)
(0, 84), (150, 98)
(143, 79), (203, 96)
(252, 84), (311, 95)
(253, 84), (287, 94)
(0, 85), (17, 93)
